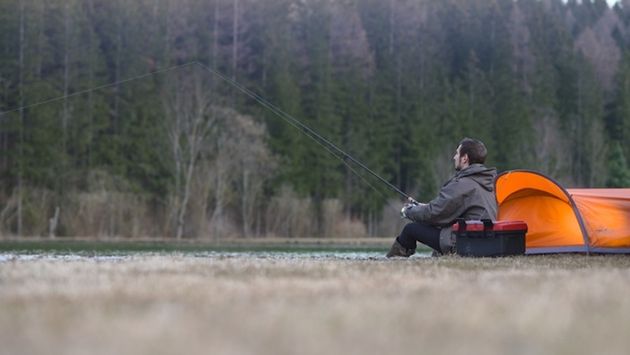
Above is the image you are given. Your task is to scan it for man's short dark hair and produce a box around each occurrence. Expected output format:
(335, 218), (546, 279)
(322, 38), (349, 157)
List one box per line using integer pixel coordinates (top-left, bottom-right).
(459, 138), (487, 164)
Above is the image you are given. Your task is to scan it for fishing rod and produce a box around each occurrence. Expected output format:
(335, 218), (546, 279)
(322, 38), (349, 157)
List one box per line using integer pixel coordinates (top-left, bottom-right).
(194, 63), (405, 209)
(0, 61), (198, 117)
(194, 62), (416, 203)
(0, 59), (415, 205)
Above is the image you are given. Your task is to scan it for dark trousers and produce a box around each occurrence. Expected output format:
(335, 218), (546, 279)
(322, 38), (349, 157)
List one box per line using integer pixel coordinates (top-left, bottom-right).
(397, 222), (442, 253)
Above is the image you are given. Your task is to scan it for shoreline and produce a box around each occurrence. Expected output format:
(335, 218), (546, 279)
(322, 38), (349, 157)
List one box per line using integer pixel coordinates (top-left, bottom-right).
(0, 236), (395, 252)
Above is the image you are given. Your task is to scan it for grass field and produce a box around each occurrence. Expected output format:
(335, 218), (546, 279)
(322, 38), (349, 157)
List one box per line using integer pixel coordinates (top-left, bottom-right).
(1, 246), (630, 355)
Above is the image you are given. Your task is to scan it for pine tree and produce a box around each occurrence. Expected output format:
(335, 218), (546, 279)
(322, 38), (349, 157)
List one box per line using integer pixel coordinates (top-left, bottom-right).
(607, 141), (630, 187)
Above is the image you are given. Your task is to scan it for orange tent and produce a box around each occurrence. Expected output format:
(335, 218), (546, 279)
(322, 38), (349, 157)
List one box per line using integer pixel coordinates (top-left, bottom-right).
(495, 170), (630, 254)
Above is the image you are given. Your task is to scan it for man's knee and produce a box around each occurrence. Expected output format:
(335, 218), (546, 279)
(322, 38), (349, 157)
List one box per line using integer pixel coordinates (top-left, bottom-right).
(402, 222), (419, 235)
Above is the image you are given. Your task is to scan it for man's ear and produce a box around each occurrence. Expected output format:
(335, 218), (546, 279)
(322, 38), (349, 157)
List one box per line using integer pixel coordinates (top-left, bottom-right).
(462, 154), (469, 163)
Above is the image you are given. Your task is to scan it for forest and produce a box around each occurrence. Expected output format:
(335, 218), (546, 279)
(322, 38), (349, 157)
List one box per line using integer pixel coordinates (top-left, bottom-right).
(0, 0), (629, 239)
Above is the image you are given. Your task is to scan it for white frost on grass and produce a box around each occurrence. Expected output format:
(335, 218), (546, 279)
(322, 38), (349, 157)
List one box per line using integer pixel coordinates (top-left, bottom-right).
(0, 253), (129, 263)
(0, 250), (431, 263)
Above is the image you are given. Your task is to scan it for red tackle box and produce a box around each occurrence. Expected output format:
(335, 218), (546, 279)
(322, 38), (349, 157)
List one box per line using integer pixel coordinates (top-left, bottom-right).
(452, 219), (528, 257)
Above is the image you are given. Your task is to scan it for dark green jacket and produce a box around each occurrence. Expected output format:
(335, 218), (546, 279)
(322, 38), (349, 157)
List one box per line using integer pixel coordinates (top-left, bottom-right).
(405, 164), (497, 252)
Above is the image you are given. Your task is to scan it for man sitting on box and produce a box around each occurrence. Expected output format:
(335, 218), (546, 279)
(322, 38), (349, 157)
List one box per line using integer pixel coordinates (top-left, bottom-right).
(386, 138), (498, 257)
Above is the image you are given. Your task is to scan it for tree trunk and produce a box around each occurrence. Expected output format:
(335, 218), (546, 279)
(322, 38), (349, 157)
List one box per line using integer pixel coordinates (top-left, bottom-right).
(48, 206), (60, 239)
(212, 138), (225, 238)
(241, 168), (250, 236)
(87, 0), (95, 167)
(176, 149), (196, 240)
(17, 0), (25, 237)
(113, 4), (122, 137)
(213, 171), (224, 238)
(577, 74), (583, 185)
(211, 1), (218, 69)
(255, 202), (261, 237)
(171, 118), (182, 237)
(232, 0), (239, 81)
(1, 77), (7, 172)
(63, 1), (70, 152)
(164, 0), (171, 64)
(388, 0), (394, 56)
(395, 48), (402, 189)
(35, 2), (44, 77)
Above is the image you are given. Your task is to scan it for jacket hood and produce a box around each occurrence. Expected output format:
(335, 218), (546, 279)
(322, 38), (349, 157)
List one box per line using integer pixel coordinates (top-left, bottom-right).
(456, 164), (497, 191)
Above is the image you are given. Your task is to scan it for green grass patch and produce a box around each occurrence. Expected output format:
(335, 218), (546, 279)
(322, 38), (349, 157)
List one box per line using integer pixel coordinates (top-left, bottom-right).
(0, 239), (396, 255)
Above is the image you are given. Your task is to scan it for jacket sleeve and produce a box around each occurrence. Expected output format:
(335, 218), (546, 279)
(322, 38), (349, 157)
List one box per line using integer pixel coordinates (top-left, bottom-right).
(406, 179), (470, 225)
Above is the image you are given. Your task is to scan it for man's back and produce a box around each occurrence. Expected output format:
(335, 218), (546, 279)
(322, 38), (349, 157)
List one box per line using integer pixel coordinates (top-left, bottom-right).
(406, 164), (497, 226)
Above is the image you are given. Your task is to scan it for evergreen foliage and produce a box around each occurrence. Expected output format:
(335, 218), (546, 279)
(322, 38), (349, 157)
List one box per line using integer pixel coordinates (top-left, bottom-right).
(607, 141), (630, 187)
(0, 0), (628, 237)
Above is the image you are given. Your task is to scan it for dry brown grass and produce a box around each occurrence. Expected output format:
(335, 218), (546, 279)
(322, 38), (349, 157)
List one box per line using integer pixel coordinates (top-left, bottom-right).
(1, 254), (630, 355)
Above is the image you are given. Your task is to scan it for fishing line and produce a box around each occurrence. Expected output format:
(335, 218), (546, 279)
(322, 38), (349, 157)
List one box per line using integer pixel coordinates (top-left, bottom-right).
(194, 62), (414, 205)
(0, 58), (412, 209)
(295, 128), (400, 212)
(0, 61), (198, 119)
(201, 63), (399, 211)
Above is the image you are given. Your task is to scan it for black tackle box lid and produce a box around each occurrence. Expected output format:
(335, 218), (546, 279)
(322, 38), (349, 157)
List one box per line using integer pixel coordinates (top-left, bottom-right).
(452, 220), (528, 233)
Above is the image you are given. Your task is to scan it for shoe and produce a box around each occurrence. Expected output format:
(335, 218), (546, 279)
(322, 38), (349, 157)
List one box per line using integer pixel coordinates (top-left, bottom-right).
(431, 250), (442, 257)
(386, 240), (416, 258)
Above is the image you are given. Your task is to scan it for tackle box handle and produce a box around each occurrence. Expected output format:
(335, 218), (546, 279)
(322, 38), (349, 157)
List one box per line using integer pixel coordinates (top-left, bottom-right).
(455, 219), (495, 238)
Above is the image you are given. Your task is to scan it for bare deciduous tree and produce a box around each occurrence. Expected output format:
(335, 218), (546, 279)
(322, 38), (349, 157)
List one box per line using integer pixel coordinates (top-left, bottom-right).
(575, 9), (622, 92)
(17, 0), (25, 236)
(231, 113), (275, 236)
(508, 3), (535, 93)
(265, 185), (313, 238)
(164, 74), (217, 239)
(164, 73), (275, 239)
(329, 0), (374, 78)
(208, 108), (275, 238)
(531, 108), (570, 179)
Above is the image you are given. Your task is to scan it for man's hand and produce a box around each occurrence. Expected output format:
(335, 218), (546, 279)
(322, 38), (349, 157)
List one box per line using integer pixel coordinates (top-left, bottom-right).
(401, 197), (427, 219)
(400, 202), (415, 219)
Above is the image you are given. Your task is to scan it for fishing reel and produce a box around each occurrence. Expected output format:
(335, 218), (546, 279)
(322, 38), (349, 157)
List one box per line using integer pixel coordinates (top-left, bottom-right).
(400, 198), (419, 219)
